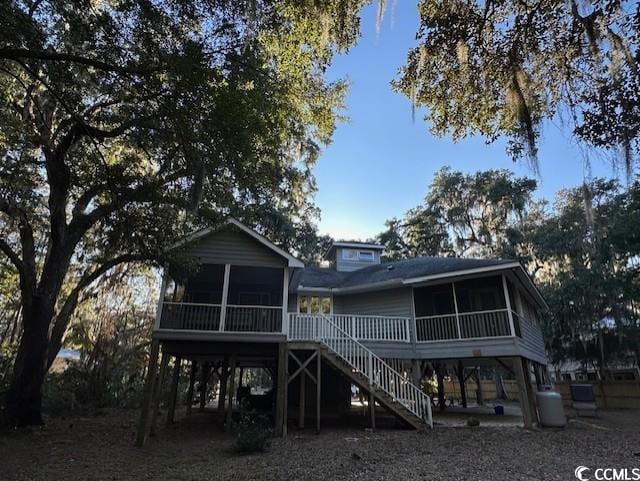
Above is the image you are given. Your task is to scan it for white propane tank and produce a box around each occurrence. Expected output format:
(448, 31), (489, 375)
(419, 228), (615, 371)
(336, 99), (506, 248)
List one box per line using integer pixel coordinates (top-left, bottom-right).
(536, 390), (566, 427)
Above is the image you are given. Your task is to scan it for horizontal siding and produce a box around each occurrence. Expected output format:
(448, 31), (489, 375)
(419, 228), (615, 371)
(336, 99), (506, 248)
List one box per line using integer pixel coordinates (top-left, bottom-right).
(185, 228), (286, 268)
(516, 317), (547, 364)
(287, 293), (297, 313)
(334, 287), (413, 318)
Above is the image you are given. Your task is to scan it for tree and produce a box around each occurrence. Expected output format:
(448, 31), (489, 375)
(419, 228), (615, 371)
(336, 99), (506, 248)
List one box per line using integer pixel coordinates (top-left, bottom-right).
(375, 168), (537, 257)
(0, 0), (366, 426)
(376, 218), (410, 261)
(395, 0), (640, 169)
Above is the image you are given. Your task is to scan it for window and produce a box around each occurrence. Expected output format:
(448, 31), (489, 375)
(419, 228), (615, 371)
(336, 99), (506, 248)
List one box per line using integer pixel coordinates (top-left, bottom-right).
(341, 248), (375, 262)
(358, 251), (374, 261)
(298, 295), (331, 314)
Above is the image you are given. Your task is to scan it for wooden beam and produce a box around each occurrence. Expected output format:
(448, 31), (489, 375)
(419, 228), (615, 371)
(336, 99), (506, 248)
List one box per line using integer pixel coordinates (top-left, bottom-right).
(275, 342), (288, 436)
(150, 350), (169, 437)
(225, 355), (237, 431)
(186, 360), (197, 416)
(166, 356), (182, 427)
(217, 359), (228, 412)
(457, 360), (467, 408)
(200, 361), (210, 411)
(474, 368), (484, 406)
(135, 339), (160, 447)
(316, 348), (321, 434)
(435, 362), (445, 411)
(298, 371), (306, 429)
(513, 356), (533, 429)
(288, 351), (318, 385)
(369, 390), (376, 430)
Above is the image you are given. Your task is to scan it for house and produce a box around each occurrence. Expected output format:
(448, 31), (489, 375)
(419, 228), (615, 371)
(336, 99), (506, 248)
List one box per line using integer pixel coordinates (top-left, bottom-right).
(136, 219), (548, 445)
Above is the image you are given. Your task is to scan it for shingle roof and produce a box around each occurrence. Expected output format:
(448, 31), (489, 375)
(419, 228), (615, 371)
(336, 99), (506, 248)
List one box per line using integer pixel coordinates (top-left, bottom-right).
(293, 256), (515, 292)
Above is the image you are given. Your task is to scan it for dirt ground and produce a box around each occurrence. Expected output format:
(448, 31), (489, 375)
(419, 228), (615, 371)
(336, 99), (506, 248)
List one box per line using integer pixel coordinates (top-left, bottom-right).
(1, 408), (639, 481)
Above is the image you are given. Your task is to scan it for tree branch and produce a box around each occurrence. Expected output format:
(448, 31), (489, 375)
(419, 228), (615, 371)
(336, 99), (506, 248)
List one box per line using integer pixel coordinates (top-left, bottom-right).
(46, 254), (149, 368)
(0, 48), (157, 76)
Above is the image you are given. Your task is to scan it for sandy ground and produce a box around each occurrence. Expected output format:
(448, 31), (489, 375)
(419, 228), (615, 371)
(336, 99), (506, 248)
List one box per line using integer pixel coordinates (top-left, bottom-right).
(1, 408), (639, 481)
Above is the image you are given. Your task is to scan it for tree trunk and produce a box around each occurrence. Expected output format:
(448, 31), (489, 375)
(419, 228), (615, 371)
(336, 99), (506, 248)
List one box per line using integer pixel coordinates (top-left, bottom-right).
(5, 298), (55, 426)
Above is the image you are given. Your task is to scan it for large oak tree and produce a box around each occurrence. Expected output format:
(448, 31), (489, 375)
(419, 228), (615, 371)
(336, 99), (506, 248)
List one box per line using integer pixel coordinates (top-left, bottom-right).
(396, 0), (640, 169)
(0, 0), (366, 426)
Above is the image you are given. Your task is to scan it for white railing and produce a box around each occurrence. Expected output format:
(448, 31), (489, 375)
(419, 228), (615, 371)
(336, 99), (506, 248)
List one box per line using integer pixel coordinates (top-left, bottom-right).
(158, 302), (282, 333)
(329, 314), (411, 342)
(224, 305), (282, 332)
(159, 302), (222, 331)
(288, 313), (410, 343)
(416, 308), (512, 342)
(291, 314), (432, 427)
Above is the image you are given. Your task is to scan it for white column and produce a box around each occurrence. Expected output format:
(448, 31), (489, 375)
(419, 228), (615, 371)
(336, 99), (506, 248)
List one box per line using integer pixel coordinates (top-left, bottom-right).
(451, 282), (462, 339)
(281, 267), (289, 335)
(153, 271), (168, 331)
(219, 264), (231, 332)
(502, 274), (516, 337)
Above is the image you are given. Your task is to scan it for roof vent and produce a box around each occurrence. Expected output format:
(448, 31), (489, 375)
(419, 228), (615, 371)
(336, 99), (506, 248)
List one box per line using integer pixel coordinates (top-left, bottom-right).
(387, 265), (394, 271)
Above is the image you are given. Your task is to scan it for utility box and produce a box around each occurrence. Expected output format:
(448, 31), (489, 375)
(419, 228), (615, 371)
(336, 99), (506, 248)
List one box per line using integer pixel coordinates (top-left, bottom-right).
(536, 391), (566, 427)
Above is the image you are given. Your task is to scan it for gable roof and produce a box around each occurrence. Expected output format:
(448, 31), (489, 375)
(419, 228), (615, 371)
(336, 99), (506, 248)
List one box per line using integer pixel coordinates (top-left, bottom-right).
(171, 218), (305, 268)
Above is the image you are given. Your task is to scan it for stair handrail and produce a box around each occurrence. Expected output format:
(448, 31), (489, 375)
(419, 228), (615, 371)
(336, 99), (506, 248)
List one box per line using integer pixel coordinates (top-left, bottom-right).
(314, 314), (433, 428)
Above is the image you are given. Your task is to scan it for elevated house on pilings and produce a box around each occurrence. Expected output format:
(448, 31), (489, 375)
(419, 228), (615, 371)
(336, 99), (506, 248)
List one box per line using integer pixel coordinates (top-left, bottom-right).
(136, 219), (549, 446)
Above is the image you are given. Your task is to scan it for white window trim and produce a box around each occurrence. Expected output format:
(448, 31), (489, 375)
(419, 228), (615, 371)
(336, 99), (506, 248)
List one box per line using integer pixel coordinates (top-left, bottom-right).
(341, 248), (375, 262)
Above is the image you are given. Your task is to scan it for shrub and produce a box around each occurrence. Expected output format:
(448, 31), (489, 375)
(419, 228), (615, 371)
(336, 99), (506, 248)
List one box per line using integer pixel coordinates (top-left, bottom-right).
(233, 410), (273, 454)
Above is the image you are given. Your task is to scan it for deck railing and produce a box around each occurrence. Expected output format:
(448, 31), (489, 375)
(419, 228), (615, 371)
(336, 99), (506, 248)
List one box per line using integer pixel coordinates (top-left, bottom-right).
(224, 305), (282, 332)
(158, 302), (282, 333)
(291, 314), (432, 427)
(415, 308), (513, 342)
(288, 313), (411, 343)
(159, 302), (222, 331)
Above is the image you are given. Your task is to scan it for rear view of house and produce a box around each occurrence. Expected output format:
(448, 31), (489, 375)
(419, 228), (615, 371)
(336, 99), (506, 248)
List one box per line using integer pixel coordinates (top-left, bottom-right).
(136, 219), (547, 445)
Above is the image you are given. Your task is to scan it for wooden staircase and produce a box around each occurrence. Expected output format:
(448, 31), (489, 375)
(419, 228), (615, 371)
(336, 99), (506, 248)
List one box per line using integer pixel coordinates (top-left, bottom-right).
(288, 315), (432, 430)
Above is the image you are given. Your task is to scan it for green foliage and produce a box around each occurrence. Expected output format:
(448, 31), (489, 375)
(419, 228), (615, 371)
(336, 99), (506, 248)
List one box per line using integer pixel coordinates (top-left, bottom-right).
(395, 0), (640, 169)
(0, 0), (367, 424)
(375, 168), (640, 373)
(233, 410), (273, 454)
(376, 167), (537, 257)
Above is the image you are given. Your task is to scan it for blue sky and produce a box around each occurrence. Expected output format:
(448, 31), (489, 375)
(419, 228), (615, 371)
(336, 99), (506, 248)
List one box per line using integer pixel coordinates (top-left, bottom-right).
(313, 1), (616, 240)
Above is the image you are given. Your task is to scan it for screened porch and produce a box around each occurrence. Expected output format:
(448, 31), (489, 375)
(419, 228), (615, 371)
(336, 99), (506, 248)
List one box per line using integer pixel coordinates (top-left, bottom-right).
(413, 275), (524, 342)
(158, 264), (287, 334)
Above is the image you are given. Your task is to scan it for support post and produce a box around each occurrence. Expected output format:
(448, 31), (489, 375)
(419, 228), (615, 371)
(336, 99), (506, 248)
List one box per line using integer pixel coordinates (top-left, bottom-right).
(186, 360), (197, 416)
(166, 356), (182, 427)
(502, 274), (516, 336)
(282, 267), (289, 335)
(200, 362), (210, 411)
(412, 359), (421, 387)
(275, 343), (288, 436)
(218, 359), (228, 411)
(474, 368), (484, 405)
(457, 360), (467, 408)
(316, 348), (321, 434)
(150, 350), (169, 437)
(513, 356), (534, 429)
(451, 282), (462, 339)
(298, 371), (306, 429)
(436, 363), (445, 411)
(225, 355), (237, 431)
(135, 340), (160, 447)
(369, 390), (376, 429)
(219, 264), (230, 331)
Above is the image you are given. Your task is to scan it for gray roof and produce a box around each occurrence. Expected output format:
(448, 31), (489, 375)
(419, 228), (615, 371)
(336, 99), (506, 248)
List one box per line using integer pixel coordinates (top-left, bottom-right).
(293, 256), (515, 292)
